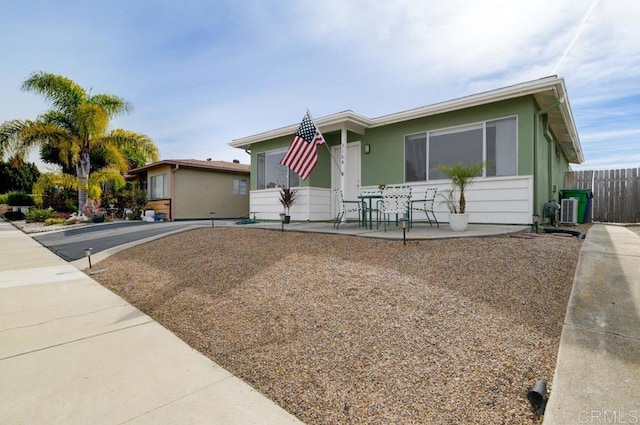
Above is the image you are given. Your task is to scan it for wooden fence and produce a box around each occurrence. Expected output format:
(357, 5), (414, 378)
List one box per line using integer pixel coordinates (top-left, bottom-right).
(565, 168), (640, 223)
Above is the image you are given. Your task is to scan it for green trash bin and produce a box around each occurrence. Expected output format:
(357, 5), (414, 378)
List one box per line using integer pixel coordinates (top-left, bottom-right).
(559, 189), (593, 224)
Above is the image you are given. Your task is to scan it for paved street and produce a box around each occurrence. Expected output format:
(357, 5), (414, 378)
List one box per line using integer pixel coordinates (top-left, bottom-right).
(33, 220), (209, 261)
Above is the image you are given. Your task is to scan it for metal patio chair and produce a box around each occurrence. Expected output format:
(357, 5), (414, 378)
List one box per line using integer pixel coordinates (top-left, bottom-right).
(376, 185), (412, 232)
(358, 190), (382, 230)
(410, 188), (439, 228)
(334, 188), (362, 229)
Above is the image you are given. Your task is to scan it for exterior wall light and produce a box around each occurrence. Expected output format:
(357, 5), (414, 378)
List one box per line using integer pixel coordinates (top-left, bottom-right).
(364, 144), (371, 154)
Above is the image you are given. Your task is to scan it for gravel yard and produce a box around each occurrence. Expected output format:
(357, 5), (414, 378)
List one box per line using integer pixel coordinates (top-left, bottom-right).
(91, 227), (587, 424)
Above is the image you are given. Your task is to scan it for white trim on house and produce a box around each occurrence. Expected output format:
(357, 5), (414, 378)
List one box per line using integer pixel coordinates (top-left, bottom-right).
(249, 187), (331, 221)
(230, 76), (583, 164)
(250, 177), (533, 225)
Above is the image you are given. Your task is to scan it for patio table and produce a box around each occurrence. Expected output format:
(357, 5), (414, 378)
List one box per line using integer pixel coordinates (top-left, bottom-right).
(358, 192), (382, 230)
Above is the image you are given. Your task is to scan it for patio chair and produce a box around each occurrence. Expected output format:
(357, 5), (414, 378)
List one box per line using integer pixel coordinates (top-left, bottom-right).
(358, 190), (382, 229)
(376, 185), (412, 232)
(334, 188), (362, 229)
(410, 188), (439, 228)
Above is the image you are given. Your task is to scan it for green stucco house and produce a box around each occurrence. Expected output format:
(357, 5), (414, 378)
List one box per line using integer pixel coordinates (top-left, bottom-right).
(229, 76), (583, 225)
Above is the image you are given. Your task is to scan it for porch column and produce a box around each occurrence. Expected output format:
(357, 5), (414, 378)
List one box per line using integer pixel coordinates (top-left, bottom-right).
(340, 125), (347, 222)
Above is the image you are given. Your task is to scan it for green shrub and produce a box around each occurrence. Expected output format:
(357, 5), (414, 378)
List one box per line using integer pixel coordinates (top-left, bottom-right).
(26, 208), (54, 222)
(41, 187), (78, 212)
(3, 211), (25, 221)
(0, 193), (8, 204)
(7, 191), (35, 206)
(45, 217), (66, 226)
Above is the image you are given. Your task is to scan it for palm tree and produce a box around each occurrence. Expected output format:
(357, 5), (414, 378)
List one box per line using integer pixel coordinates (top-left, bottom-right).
(0, 71), (158, 209)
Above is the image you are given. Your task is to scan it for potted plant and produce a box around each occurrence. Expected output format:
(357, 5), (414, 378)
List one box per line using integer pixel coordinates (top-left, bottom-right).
(437, 162), (484, 232)
(278, 187), (297, 224)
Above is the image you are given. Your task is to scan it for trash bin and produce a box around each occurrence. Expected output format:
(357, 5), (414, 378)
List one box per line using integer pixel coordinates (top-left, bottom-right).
(560, 189), (593, 223)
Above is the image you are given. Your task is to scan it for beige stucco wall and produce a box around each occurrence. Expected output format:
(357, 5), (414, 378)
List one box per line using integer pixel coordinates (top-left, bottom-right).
(173, 168), (249, 219)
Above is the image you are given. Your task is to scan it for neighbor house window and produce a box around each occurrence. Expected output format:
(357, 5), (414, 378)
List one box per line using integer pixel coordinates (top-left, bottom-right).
(150, 173), (167, 199)
(233, 178), (248, 195)
(404, 116), (517, 182)
(256, 150), (300, 189)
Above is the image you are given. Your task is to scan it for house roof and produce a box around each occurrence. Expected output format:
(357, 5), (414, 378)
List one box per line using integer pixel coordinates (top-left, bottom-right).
(229, 76), (584, 163)
(127, 159), (250, 175)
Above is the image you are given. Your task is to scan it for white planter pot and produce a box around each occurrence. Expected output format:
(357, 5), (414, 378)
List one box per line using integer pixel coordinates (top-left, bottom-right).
(448, 213), (469, 232)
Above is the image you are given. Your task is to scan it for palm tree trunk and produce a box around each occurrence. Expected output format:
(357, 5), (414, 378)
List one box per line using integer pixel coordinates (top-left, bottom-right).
(77, 150), (91, 212)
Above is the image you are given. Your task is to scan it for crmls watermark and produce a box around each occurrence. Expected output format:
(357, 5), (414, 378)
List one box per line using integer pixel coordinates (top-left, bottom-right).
(578, 410), (639, 424)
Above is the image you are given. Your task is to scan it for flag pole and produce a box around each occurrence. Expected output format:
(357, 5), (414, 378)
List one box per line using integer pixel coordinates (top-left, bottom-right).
(307, 109), (343, 176)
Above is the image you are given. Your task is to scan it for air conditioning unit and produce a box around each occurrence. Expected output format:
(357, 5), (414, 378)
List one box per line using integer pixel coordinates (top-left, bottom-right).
(560, 198), (578, 225)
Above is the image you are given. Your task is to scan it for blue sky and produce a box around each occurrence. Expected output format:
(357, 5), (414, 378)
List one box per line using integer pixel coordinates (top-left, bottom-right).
(1, 0), (638, 170)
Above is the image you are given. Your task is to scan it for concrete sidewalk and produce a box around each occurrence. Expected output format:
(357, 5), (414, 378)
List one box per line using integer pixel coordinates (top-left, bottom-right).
(0, 221), (303, 425)
(544, 224), (640, 424)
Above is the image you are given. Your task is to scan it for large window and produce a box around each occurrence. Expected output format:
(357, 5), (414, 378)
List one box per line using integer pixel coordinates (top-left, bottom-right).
(150, 173), (167, 199)
(405, 116), (517, 182)
(256, 150), (300, 189)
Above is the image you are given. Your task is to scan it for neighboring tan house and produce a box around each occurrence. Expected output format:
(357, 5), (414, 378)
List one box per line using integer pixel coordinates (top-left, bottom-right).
(127, 159), (250, 220)
(229, 76), (584, 225)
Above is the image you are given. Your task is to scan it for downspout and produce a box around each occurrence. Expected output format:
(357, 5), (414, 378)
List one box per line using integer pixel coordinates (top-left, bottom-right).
(533, 96), (564, 216)
(542, 114), (555, 202)
(340, 125), (347, 223)
(170, 164), (179, 220)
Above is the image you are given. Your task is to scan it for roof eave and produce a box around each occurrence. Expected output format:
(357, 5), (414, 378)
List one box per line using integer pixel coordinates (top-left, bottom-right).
(229, 76), (584, 163)
(229, 111), (372, 150)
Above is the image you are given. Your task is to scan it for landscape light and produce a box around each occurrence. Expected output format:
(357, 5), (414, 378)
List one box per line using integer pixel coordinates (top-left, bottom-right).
(399, 216), (408, 245)
(84, 248), (93, 269)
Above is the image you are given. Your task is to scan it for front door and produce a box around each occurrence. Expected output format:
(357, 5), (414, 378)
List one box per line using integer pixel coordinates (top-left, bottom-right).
(331, 142), (361, 219)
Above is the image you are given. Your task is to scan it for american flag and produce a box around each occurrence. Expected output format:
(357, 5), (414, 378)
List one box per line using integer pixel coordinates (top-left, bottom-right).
(280, 111), (325, 180)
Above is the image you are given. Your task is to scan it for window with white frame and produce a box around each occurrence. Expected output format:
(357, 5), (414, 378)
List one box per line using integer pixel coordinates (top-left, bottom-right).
(256, 150), (300, 189)
(150, 173), (167, 199)
(233, 178), (248, 195)
(405, 116), (517, 182)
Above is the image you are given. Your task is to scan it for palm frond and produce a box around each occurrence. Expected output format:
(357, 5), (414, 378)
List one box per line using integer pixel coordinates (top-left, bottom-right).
(1, 119), (76, 166)
(32, 172), (79, 197)
(87, 167), (126, 199)
(104, 129), (159, 163)
(88, 94), (132, 118)
(96, 143), (129, 172)
(39, 110), (77, 133)
(74, 104), (108, 140)
(21, 72), (86, 113)
(0, 119), (28, 160)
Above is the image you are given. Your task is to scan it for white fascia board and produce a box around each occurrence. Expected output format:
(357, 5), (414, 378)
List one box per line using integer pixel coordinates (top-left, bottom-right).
(229, 111), (372, 149)
(229, 76), (583, 162)
(370, 76), (562, 127)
